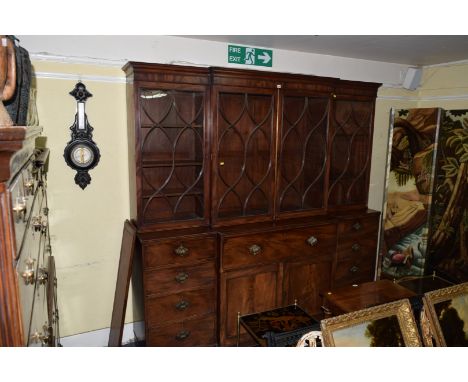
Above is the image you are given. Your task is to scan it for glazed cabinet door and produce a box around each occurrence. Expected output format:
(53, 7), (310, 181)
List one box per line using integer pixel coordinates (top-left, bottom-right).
(277, 92), (330, 217)
(136, 84), (209, 228)
(328, 96), (376, 208)
(283, 256), (333, 316)
(211, 86), (277, 225)
(219, 263), (281, 346)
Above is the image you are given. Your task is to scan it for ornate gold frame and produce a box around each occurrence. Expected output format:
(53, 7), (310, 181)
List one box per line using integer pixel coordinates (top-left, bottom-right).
(422, 282), (468, 346)
(320, 299), (421, 347)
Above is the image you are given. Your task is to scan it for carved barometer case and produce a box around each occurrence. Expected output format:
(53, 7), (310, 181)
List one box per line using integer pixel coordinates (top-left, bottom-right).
(64, 82), (100, 189)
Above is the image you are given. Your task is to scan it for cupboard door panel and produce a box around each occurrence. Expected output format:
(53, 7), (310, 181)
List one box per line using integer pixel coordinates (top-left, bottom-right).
(283, 257), (333, 316)
(328, 99), (375, 207)
(212, 88), (276, 224)
(220, 264), (280, 345)
(137, 85), (209, 227)
(278, 94), (330, 214)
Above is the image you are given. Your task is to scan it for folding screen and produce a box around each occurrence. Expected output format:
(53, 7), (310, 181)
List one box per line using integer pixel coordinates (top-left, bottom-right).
(379, 108), (467, 282)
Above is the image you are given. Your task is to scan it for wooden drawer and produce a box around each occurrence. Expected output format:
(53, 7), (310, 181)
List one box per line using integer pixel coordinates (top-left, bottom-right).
(145, 287), (215, 326)
(143, 235), (216, 269)
(144, 261), (215, 296)
(221, 224), (336, 271)
(336, 233), (378, 261)
(146, 315), (216, 346)
(333, 254), (375, 289)
(337, 213), (379, 238)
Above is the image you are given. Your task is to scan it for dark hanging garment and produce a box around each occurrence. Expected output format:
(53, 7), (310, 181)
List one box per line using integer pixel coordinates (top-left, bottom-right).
(5, 43), (32, 126)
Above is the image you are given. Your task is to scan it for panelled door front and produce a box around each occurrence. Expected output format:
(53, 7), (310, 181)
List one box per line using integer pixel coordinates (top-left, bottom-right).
(219, 263), (281, 346)
(328, 97), (376, 208)
(277, 90), (331, 218)
(211, 86), (277, 226)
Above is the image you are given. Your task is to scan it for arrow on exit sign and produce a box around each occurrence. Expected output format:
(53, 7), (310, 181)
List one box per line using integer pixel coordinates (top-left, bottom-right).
(228, 45), (273, 67)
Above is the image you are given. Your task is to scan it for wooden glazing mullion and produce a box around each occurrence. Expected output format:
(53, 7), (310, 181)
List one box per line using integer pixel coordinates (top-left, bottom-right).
(273, 85), (282, 220)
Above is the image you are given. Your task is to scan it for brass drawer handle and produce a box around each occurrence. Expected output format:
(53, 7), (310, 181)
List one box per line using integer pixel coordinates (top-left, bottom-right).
(37, 267), (48, 285)
(352, 222), (362, 231)
(30, 325), (50, 345)
(175, 300), (190, 311)
(41, 217), (48, 234)
(12, 198), (27, 221)
(248, 244), (262, 256)
(306, 236), (318, 247)
(24, 178), (35, 196)
(174, 244), (189, 257)
(349, 265), (360, 274)
(175, 272), (189, 284)
(21, 258), (36, 285)
(30, 330), (48, 345)
(32, 215), (43, 232)
(351, 243), (361, 252)
(175, 330), (191, 341)
(21, 268), (35, 285)
(29, 331), (42, 344)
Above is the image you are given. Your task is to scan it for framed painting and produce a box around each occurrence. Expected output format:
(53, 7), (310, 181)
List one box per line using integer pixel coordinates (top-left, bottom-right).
(320, 299), (421, 347)
(423, 282), (468, 346)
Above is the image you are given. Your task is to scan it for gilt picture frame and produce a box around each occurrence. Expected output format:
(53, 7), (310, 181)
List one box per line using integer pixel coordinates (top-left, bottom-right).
(423, 282), (468, 346)
(320, 299), (421, 347)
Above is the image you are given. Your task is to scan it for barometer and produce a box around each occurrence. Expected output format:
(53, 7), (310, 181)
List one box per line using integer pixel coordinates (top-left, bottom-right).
(63, 82), (100, 189)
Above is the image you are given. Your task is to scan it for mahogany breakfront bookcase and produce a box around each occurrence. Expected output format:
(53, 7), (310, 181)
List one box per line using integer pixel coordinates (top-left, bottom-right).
(124, 62), (381, 346)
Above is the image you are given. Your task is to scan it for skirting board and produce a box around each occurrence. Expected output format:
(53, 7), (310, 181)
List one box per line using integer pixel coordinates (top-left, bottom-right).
(59, 321), (145, 347)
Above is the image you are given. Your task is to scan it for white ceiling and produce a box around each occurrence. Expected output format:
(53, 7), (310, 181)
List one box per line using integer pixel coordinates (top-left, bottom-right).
(180, 36), (468, 66)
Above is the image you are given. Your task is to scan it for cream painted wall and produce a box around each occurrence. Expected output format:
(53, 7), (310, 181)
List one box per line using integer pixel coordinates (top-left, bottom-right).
(33, 61), (130, 337)
(24, 36), (468, 340)
(417, 62), (468, 109)
(20, 35), (409, 86)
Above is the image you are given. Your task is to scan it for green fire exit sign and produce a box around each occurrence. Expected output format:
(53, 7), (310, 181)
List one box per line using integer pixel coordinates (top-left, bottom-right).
(228, 45), (273, 67)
